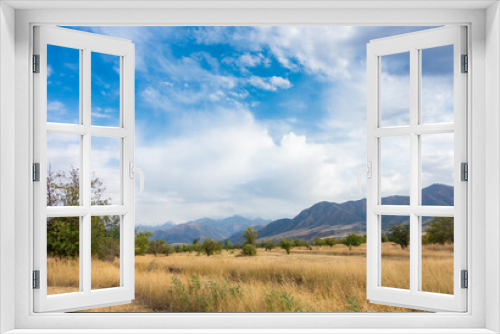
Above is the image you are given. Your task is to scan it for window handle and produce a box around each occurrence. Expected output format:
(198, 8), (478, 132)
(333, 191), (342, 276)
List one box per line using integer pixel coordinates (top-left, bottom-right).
(357, 161), (372, 195)
(129, 162), (145, 195)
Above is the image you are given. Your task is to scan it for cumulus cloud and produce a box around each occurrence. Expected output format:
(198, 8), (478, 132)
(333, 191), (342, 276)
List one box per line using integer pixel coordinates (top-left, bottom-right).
(248, 76), (292, 91)
(133, 108), (359, 223)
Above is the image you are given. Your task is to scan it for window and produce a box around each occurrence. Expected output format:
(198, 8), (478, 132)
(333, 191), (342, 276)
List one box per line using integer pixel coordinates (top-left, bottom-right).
(2, 2), (496, 332)
(33, 26), (139, 312)
(365, 26), (467, 312)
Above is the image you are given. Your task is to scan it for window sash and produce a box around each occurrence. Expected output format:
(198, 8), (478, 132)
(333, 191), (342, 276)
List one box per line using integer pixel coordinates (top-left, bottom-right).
(366, 26), (468, 312)
(33, 26), (136, 313)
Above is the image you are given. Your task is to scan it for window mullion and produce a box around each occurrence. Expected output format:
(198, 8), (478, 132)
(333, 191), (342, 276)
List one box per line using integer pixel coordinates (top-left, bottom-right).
(409, 47), (420, 294)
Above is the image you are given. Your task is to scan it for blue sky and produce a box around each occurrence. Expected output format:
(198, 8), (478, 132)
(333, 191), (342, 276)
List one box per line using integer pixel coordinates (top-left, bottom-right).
(47, 26), (454, 224)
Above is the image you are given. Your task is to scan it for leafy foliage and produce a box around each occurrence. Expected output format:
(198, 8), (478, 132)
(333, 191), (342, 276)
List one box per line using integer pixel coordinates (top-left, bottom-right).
(200, 238), (222, 256)
(279, 238), (294, 255)
(344, 232), (363, 250)
(241, 244), (257, 256)
(388, 223), (410, 249)
(242, 226), (258, 245)
(424, 217), (454, 245)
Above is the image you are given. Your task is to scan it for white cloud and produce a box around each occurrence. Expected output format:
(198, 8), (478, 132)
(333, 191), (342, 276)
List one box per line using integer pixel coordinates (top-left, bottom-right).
(248, 76), (292, 91)
(132, 108), (361, 223)
(47, 100), (67, 115)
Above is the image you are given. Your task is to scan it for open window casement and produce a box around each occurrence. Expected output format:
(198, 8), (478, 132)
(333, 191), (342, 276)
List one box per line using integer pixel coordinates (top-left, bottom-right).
(364, 26), (467, 312)
(33, 26), (140, 312)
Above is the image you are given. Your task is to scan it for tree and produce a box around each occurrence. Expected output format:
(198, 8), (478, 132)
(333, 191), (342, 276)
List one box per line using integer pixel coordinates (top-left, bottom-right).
(164, 244), (175, 256)
(263, 239), (277, 251)
(381, 231), (389, 243)
(47, 166), (119, 260)
(388, 223), (410, 249)
(223, 240), (233, 251)
(279, 238), (293, 255)
(313, 238), (325, 246)
(324, 238), (336, 247)
(135, 230), (153, 256)
(242, 226), (258, 245)
(200, 238), (222, 256)
(193, 237), (200, 245)
(425, 217), (454, 244)
(344, 232), (363, 250)
(241, 244), (257, 256)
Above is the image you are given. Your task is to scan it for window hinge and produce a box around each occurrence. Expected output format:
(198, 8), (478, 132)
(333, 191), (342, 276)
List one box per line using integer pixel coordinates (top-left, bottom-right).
(461, 162), (468, 181)
(33, 54), (40, 73)
(461, 54), (468, 73)
(33, 270), (40, 289)
(461, 270), (468, 289)
(33, 163), (40, 182)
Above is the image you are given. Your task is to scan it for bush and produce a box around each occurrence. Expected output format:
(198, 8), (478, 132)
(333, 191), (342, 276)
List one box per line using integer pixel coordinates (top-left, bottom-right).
(241, 244), (257, 256)
(388, 223), (410, 249)
(344, 232), (363, 250)
(279, 238), (293, 255)
(262, 239), (277, 251)
(425, 217), (454, 244)
(200, 238), (222, 256)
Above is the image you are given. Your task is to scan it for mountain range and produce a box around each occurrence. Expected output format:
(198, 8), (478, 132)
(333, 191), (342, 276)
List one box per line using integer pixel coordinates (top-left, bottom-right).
(138, 216), (270, 244)
(140, 184), (453, 244)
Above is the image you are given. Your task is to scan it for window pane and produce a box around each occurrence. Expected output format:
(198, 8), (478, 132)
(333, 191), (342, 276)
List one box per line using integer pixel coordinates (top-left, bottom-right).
(380, 136), (410, 204)
(47, 217), (80, 295)
(381, 215), (410, 290)
(421, 133), (454, 206)
(380, 52), (410, 127)
(91, 52), (121, 127)
(91, 137), (121, 205)
(47, 133), (81, 206)
(47, 44), (80, 124)
(91, 215), (121, 290)
(421, 216), (454, 294)
(421, 45), (454, 124)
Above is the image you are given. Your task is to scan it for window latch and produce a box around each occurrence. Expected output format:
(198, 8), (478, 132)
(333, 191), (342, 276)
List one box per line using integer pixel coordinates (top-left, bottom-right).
(357, 161), (372, 195)
(129, 162), (145, 195)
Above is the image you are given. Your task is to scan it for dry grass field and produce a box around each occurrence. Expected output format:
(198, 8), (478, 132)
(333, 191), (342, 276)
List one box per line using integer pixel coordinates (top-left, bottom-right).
(46, 242), (454, 312)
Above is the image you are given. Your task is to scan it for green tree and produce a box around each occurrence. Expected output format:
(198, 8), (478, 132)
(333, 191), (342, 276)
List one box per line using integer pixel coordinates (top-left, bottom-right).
(344, 232), (363, 250)
(135, 230), (153, 256)
(381, 231), (389, 243)
(241, 244), (257, 256)
(313, 238), (325, 246)
(263, 239), (277, 251)
(425, 217), (454, 244)
(200, 238), (222, 256)
(193, 237), (200, 245)
(242, 226), (258, 245)
(324, 237), (336, 247)
(279, 238), (293, 255)
(91, 215), (120, 261)
(47, 217), (79, 258)
(388, 223), (410, 249)
(164, 244), (175, 256)
(223, 240), (234, 251)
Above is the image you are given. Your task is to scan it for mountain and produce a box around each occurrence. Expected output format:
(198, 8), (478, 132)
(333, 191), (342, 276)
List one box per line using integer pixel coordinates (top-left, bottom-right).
(152, 216), (270, 244)
(136, 221), (177, 233)
(255, 184), (453, 242)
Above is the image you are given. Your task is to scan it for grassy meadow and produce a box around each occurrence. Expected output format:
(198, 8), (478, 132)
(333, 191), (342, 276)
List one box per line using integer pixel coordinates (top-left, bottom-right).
(47, 242), (454, 313)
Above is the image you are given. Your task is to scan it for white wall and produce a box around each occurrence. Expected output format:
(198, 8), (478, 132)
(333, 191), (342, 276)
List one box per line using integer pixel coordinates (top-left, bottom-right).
(486, 2), (500, 333)
(0, 2), (16, 333)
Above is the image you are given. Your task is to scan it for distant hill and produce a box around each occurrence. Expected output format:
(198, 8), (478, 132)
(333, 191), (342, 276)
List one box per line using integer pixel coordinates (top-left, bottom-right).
(136, 221), (177, 233)
(255, 184), (453, 242)
(151, 216), (270, 244)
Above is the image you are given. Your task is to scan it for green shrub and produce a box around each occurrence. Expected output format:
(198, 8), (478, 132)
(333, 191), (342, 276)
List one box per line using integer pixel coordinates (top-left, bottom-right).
(241, 244), (257, 256)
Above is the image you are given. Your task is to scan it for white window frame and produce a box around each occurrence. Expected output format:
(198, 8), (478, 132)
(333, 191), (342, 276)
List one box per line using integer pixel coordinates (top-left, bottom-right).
(366, 26), (467, 312)
(1, 1), (499, 333)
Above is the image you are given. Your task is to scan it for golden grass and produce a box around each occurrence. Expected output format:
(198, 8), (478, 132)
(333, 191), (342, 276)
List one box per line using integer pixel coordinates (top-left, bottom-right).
(47, 243), (454, 312)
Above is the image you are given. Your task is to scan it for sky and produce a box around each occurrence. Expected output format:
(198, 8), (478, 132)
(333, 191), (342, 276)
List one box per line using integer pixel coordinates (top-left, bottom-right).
(46, 26), (455, 225)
